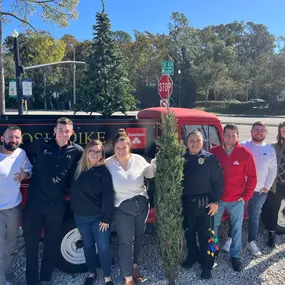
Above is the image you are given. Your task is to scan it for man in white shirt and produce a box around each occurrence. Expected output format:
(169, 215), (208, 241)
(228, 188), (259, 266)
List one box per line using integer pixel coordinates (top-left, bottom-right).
(222, 121), (277, 257)
(0, 126), (32, 285)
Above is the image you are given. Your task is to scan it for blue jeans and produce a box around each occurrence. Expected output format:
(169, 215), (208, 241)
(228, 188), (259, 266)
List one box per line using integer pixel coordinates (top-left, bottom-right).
(214, 201), (245, 258)
(74, 214), (112, 277)
(248, 192), (268, 242)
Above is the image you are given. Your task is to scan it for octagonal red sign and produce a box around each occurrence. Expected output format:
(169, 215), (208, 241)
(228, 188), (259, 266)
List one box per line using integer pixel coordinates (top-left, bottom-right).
(158, 75), (173, 99)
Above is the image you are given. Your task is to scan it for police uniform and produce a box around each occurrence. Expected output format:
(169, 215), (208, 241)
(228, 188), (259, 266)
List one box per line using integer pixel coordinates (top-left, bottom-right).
(182, 149), (223, 272)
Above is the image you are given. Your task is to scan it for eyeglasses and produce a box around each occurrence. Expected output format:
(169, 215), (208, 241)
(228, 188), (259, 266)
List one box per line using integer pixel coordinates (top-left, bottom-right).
(89, 150), (102, 155)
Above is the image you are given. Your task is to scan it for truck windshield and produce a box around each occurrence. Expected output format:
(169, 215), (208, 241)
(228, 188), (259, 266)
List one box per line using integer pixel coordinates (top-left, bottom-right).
(181, 124), (221, 151)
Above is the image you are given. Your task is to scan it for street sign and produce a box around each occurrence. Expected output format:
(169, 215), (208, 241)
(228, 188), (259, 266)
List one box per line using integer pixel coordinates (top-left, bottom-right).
(8, 79), (17, 98)
(158, 75), (173, 99)
(160, 99), (169, 107)
(162, 61), (174, 75)
(22, 80), (33, 98)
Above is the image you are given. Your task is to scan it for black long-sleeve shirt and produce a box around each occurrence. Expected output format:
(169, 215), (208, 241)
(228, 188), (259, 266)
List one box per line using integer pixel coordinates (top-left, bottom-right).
(70, 165), (114, 223)
(182, 149), (224, 203)
(22, 138), (83, 205)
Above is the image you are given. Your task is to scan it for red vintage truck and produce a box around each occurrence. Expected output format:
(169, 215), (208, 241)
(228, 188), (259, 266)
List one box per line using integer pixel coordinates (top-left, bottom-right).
(2, 107), (283, 273)
(0, 107), (224, 273)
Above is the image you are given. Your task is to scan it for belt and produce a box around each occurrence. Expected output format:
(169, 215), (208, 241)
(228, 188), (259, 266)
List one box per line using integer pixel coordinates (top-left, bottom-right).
(183, 195), (210, 208)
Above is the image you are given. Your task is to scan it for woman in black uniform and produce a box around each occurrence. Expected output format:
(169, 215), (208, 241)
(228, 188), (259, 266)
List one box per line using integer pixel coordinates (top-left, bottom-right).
(181, 130), (223, 279)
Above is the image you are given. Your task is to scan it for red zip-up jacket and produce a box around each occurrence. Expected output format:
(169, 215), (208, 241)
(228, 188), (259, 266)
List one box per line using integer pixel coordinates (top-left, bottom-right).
(210, 143), (257, 202)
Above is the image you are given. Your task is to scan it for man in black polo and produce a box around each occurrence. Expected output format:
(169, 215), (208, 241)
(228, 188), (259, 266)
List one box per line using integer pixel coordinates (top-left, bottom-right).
(22, 117), (83, 285)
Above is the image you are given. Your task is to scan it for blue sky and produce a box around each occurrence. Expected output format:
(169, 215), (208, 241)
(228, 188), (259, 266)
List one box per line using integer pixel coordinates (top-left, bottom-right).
(3, 0), (285, 41)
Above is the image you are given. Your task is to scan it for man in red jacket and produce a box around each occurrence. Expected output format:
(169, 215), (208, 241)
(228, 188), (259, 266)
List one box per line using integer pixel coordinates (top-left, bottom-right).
(210, 124), (257, 272)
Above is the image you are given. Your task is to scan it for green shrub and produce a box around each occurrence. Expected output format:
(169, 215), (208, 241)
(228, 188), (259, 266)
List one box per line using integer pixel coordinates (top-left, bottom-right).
(195, 100), (231, 109)
(229, 101), (253, 110)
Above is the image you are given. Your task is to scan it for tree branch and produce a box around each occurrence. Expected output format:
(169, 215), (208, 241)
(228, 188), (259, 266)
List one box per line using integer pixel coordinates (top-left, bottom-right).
(1, 12), (38, 33)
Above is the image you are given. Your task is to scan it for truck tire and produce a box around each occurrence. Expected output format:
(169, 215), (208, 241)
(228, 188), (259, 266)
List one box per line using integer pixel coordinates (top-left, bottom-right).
(276, 199), (285, 234)
(56, 216), (88, 273)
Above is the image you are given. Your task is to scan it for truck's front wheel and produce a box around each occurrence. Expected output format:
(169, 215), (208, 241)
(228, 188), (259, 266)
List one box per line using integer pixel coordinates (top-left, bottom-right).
(56, 217), (88, 273)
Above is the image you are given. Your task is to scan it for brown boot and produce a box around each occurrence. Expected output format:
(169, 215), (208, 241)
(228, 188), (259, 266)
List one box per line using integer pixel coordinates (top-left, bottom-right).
(133, 267), (144, 283)
(125, 280), (136, 285)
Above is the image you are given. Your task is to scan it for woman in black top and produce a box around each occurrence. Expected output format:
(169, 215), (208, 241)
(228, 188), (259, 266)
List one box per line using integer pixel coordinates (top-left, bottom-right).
(70, 140), (114, 285)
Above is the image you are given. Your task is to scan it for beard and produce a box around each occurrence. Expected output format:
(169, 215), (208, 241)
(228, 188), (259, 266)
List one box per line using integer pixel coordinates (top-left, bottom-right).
(4, 141), (19, 151)
(252, 136), (265, 143)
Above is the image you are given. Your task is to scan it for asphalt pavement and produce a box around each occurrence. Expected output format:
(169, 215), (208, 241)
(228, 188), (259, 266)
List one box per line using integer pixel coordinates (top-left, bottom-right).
(216, 116), (284, 144)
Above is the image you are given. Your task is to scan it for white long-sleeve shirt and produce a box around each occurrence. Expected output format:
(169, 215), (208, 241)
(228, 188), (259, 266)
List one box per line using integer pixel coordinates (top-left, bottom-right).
(0, 148), (32, 210)
(105, 154), (156, 207)
(240, 140), (277, 192)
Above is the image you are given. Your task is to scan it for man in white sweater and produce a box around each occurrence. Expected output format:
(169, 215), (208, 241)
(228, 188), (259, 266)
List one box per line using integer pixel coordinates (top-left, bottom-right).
(0, 126), (32, 285)
(222, 121), (277, 257)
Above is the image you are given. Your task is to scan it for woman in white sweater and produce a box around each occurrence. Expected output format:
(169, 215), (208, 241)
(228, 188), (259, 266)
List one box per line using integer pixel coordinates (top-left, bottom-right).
(106, 129), (156, 285)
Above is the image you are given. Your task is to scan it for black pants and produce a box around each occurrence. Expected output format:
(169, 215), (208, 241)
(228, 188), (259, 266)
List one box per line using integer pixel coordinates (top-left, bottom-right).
(113, 195), (149, 277)
(182, 201), (215, 270)
(262, 183), (285, 231)
(22, 202), (65, 285)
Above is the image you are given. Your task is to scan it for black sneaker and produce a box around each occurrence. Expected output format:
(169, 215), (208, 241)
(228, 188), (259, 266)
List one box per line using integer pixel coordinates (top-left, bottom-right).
(231, 257), (242, 272)
(84, 275), (96, 285)
(201, 269), (212, 279)
(105, 281), (114, 285)
(181, 258), (196, 269)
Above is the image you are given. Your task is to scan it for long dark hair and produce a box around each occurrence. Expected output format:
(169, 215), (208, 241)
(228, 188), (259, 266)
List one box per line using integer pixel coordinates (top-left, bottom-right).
(277, 122), (285, 147)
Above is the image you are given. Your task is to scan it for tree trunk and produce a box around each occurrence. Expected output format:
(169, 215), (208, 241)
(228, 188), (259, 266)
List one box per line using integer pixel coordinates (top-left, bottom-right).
(167, 272), (176, 285)
(0, 0), (5, 114)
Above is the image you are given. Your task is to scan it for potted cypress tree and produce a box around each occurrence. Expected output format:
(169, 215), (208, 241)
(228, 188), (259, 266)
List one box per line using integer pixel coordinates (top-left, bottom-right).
(155, 109), (186, 285)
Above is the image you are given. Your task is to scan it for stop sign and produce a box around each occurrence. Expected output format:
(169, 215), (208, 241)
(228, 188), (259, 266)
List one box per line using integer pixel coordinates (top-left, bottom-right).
(158, 75), (173, 99)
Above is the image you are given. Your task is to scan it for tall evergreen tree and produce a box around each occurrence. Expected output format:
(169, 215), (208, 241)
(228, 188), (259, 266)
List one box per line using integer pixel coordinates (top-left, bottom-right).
(155, 110), (186, 285)
(77, 0), (136, 116)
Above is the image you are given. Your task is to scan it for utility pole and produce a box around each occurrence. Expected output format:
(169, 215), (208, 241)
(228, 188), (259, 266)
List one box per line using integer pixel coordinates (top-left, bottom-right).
(178, 69), (182, 107)
(68, 44), (76, 106)
(12, 29), (23, 115)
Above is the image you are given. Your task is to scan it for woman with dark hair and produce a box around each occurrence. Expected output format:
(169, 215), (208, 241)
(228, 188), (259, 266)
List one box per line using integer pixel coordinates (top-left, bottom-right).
(106, 129), (156, 285)
(70, 140), (114, 285)
(262, 122), (285, 247)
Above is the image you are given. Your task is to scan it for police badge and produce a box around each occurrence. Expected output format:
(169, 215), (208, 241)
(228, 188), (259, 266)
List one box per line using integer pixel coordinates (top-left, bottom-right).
(198, 157), (204, 165)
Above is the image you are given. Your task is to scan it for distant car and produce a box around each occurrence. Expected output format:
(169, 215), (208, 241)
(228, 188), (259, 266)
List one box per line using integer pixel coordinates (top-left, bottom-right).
(249, 99), (268, 108)
(250, 99), (266, 103)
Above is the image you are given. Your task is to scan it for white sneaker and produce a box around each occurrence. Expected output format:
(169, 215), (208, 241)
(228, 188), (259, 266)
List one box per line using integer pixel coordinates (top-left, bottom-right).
(246, 241), (262, 257)
(222, 237), (232, 252)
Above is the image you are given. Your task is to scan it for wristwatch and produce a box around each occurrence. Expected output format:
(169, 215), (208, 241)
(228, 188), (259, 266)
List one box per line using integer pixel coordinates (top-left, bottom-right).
(214, 201), (219, 205)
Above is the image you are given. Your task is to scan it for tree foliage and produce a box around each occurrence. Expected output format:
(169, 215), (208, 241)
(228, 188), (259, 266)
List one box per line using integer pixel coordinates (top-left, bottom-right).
(0, 0), (79, 113)
(155, 110), (186, 285)
(3, 9), (285, 112)
(75, 5), (136, 116)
